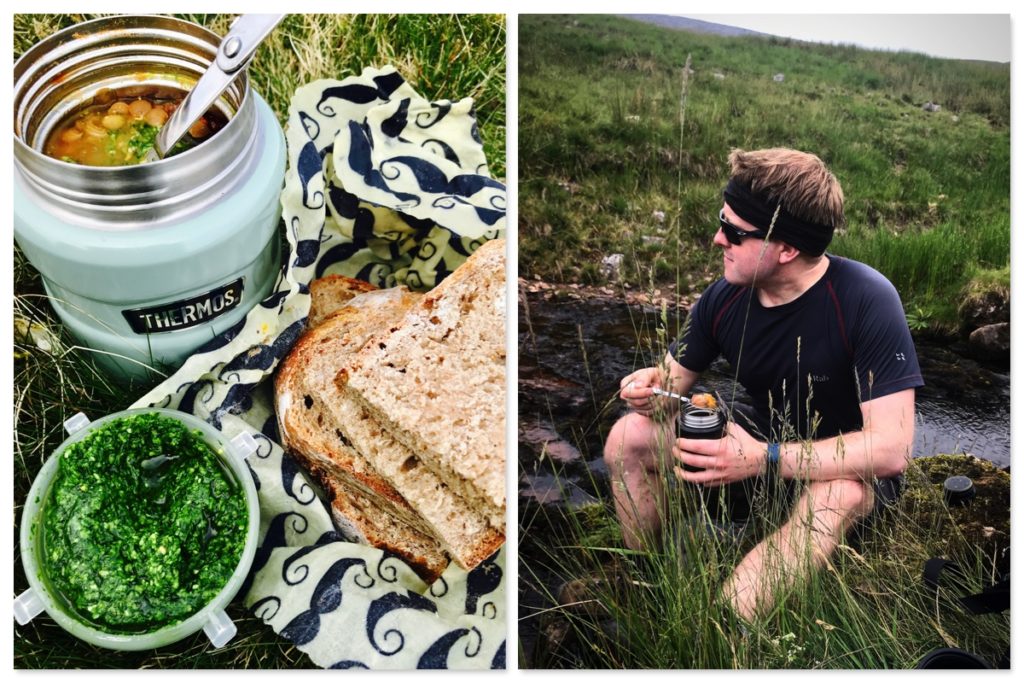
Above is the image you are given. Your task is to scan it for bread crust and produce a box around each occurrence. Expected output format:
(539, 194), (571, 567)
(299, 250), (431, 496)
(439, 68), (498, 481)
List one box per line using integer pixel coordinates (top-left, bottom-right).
(308, 274), (378, 328)
(276, 284), (451, 580)
(342, 239), (507, 530)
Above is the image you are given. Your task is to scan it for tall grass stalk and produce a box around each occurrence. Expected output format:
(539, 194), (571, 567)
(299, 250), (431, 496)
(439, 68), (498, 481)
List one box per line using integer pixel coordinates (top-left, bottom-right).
(674, 54), (692, 330)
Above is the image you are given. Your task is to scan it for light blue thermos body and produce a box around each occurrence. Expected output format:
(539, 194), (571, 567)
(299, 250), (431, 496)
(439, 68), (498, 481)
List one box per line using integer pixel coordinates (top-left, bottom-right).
(13, 16), (285, 382)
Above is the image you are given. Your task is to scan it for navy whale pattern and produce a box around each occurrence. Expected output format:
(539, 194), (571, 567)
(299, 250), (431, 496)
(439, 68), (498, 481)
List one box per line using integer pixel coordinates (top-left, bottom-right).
(129, 65), (505, 669)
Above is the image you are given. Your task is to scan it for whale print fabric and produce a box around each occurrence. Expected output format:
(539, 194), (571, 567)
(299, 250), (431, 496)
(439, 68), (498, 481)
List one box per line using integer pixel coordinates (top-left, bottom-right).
(131, 65), (506, 669)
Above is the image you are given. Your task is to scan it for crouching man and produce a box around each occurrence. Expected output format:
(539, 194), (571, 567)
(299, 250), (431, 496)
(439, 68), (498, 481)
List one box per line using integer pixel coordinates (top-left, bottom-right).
(604, 148), (922, 622)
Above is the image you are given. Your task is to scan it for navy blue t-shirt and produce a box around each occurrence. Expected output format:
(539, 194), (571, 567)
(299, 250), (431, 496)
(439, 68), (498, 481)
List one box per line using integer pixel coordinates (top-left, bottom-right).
(670, 256), (923, 441)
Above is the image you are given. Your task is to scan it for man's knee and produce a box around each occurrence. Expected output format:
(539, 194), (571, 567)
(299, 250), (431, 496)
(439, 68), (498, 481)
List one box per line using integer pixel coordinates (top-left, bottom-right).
(603, 412), (666, 471)
(806, 478), (875, 521)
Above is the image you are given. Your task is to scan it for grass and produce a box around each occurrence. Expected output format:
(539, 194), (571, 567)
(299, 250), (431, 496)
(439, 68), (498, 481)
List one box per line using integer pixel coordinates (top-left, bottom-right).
(518, 14), (1009, 332)
(13, 12), (505, 669)
(521, 455), (1010, 668)
(517, 323), (1010, 668)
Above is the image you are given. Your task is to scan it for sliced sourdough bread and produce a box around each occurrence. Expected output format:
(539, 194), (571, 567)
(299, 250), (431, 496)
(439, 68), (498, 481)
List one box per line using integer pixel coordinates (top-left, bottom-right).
(321, 475), (448, 583)
(340, 238), (506, 531)
(276, 284), (450, 581)
(319, 379), (504, 569)
(307, 274), (377, 328)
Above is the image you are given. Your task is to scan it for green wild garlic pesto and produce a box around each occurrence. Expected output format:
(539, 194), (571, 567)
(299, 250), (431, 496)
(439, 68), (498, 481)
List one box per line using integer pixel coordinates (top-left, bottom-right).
(42, 413), (247, 632)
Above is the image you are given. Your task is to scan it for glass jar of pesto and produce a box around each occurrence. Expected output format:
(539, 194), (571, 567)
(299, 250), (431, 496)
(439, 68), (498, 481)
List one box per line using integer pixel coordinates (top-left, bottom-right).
(13, 16), (285, 383)
(16, 408), (260, 651)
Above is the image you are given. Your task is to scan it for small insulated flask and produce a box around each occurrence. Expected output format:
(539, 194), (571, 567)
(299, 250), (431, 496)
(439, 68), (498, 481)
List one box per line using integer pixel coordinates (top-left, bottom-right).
(677, 399), (755, 524)
(678, 404), (726, 472)
(13, 16), (285, 382)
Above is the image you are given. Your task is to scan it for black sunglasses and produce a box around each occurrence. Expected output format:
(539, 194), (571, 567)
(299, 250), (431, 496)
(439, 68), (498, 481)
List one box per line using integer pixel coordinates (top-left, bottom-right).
(718, 210), (769, 245)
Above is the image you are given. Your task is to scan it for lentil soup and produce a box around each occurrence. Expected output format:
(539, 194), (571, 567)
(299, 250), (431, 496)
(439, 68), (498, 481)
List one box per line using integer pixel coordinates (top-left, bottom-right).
(44, 88), (226, 166)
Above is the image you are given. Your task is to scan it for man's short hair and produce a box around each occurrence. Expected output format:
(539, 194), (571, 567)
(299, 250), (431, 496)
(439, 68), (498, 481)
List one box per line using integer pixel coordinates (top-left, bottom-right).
(728, 148), (846, 231)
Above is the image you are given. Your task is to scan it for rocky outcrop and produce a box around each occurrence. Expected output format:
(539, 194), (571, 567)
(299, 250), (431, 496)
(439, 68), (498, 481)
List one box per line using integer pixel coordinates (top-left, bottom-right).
(959, 288), (1009, 331)
(957, 275), (1009, 365)
(600, 253), (625, 281)
(968, 322), (1010, 362)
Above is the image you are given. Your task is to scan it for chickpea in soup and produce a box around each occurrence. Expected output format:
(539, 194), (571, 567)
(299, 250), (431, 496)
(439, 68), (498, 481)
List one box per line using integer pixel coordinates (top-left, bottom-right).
(45, 93), (225, 166)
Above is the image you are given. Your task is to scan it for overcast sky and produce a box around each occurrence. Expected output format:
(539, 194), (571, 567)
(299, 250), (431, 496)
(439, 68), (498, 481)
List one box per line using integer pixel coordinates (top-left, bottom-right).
(683, 14), (1011, 63)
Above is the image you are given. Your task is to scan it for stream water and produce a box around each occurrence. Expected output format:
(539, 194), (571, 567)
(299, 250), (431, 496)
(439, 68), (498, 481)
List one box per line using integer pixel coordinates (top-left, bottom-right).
(519, 288), (1011, 468)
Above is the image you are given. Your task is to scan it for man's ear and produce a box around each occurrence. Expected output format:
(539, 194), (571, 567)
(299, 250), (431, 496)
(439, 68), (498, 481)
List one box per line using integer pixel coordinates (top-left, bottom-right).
(777, 242), (803, 265)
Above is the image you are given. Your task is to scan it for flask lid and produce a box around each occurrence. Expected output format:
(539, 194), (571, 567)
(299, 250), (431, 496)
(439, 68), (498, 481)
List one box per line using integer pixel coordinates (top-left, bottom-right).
(943, 475), (976, 506)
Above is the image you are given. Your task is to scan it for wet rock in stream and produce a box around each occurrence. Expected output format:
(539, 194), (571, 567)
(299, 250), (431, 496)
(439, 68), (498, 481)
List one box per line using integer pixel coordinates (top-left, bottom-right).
(519, 418), (584, 467)
(968, 322), (1010, 362)
(519, 472), (599, 514)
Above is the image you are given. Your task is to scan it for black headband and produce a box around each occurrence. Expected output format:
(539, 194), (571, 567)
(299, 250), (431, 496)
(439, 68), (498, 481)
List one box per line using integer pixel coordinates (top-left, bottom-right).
(723, 177), (834, 256)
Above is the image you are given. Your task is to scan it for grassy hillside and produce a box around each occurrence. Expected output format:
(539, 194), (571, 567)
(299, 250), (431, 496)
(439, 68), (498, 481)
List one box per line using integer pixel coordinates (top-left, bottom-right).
(518, 14), (1009, 330)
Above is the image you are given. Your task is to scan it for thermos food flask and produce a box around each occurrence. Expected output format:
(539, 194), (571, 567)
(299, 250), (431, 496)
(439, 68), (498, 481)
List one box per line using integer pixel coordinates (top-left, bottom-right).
(677, 400), (756, 524)
(678, 404), (727, 472)
(13, 15), (285, 382)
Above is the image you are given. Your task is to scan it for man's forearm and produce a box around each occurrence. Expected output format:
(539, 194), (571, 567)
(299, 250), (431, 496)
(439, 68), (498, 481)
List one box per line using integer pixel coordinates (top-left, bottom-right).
(773, 430), (910, 482)
(771, 389), (916, 482)
(663, 353), (699, 394)
(673, 391), (916, 488)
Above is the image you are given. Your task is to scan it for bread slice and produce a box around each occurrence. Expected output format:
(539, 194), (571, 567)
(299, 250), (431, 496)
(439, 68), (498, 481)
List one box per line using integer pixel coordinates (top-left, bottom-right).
(319, 380), (505, 569)
(276, 285), (450, 581)
(308, 274), (377, 328)
(321, 474), (447, 583)
(340, 238), (506, 531)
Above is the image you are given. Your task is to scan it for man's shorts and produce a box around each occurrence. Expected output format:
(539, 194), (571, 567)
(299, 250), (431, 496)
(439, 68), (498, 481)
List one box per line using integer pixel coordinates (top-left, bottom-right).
(676, 400), (903, 537)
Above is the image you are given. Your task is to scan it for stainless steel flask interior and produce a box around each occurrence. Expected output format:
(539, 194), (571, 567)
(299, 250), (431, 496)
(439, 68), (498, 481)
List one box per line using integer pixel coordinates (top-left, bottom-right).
(13, 15), (258, 228)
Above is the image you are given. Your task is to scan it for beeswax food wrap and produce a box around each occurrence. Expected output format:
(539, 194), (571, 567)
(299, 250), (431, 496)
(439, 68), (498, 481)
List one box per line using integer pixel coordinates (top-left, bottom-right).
(132, 66), (506, 669)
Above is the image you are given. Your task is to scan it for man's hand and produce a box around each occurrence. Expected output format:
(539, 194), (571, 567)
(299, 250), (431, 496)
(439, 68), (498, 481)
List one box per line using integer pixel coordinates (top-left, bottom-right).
(672, 420), (765, 486)
(619, 367), (668, 418)
(619, 357), (701, 420)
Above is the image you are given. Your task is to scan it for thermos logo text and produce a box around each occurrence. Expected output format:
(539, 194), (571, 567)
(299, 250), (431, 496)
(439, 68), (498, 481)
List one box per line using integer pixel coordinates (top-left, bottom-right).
(122, 278), (245, 334)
